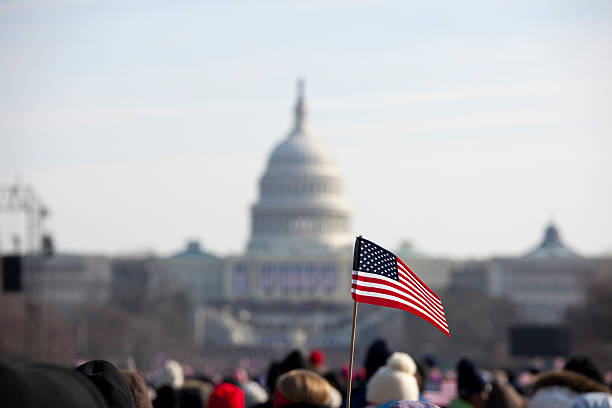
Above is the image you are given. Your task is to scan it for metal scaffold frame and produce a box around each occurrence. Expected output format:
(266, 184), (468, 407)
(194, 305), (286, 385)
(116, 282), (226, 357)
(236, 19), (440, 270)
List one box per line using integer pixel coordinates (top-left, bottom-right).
(0, 182), (50, 360)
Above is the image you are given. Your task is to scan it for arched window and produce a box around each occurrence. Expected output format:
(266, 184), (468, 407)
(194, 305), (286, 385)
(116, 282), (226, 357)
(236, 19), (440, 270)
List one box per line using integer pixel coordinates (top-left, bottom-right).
(289, 265), (300, 291)
(323, 265), (336, 292)
(262, 265), (275, 293)
(234, 264), (246, 296)
(280, 265), (290, 291)
(302, 264), (316, 292)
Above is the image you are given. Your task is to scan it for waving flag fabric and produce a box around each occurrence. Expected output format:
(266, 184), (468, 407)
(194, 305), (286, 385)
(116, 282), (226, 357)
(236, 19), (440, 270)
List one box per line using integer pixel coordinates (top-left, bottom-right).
(351, 237), (450, 336)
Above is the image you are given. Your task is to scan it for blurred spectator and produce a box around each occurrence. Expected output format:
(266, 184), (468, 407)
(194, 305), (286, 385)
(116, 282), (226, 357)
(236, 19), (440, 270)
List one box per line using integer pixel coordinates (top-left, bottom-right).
(153, 386), (177, 408)
(423, 355), (442, 391)
(233, 368), (268, 408)
(348, 338), (394, 408)
(274, 369), (335, 408)
(208, 383), (245, 408)
(156, 360), (184, 389)
(184, 378), (214, 404)
(180, 387), (207, 408)
(449, 358), (488, 408)
(0, 360), (108, 408)
(415, 361), (429, 402)
(529, 370), (610, 408)
(266, 350), (308, 397)
(565, 357), (605, 384)
(309, 350), (325, 375)
(374, 401), (440, 408)
(569, 393), (612, 408)
(366, 352), (419, 405)
(485, 377), (526, 408)
(306, 349), (344, 398)
(76, 360), (136, 408)
(244, 380), (270, 408)
(122, 370), (154, 408)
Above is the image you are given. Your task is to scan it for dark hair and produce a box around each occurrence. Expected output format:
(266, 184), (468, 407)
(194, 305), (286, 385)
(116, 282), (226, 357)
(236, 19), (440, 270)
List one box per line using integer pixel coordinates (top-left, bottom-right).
(415, 362), (429, 393)
(564, 357), (604, 384)
(76, 360), (136, 408)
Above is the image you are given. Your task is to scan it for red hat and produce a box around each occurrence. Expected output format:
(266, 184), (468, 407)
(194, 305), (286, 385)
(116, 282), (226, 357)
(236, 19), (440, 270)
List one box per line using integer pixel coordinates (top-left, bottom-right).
(309, 349), (324, 366)
(208, 383), (244, 408)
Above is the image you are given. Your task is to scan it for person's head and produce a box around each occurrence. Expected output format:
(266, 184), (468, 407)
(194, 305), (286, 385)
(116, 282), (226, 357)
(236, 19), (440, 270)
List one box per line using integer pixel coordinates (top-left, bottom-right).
(76, 360), (136, 408)
(364, 339), (394, 380)
(366, 352), (419, 405)
(485, 381), (526, 408)
(415, 362), (429, 394)
(0, 361), (108, 408)
(565, 357), (604, 384)
(242, 380), (269, 408)
(154, 386), (176, 408)
(267, 350), (307, 393)
(208, 383), (245, 408)
(274, 369), (331, 408)
(309, 349), (325, 374)
(121, 370), (153, 408)
(156, 360), (184, 389)
(180, 387), (207, 408)
(457, 358), (488, 408)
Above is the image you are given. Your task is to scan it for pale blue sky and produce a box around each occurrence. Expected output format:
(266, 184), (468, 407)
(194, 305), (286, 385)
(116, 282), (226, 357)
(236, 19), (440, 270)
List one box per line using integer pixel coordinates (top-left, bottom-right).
(1, 0), (611, 258)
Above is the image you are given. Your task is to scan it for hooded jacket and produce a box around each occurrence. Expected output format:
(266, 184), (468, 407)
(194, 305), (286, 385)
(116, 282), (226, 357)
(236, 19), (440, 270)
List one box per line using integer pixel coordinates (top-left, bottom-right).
(529, 370), (611, 408)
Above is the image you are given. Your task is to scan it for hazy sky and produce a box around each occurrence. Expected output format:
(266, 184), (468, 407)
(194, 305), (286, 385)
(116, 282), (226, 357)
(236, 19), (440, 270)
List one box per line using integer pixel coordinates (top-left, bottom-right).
(1, 0), (611, 258)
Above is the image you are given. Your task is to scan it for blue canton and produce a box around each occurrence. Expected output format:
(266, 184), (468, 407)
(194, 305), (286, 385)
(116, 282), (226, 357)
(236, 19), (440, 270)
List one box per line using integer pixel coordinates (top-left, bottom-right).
(356, 238), (399, 281)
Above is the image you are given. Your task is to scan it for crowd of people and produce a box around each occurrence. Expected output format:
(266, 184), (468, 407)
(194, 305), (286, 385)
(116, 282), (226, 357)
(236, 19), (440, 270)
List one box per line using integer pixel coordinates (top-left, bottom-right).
(1, 338), (611, 408)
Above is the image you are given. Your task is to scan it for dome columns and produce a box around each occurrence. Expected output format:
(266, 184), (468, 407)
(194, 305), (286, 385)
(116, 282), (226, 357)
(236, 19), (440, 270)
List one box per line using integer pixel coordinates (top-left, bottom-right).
(247, 81), (352, 254)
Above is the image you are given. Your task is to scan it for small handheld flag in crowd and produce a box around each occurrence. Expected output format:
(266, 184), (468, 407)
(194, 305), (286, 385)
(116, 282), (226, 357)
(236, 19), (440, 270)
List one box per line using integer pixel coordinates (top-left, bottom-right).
(351, 236), (450, 336)
(344, 236), (450, 408)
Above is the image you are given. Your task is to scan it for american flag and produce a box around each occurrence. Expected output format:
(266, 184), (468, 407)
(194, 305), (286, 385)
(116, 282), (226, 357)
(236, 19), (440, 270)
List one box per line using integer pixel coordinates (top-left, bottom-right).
(351, 237), (450, 336)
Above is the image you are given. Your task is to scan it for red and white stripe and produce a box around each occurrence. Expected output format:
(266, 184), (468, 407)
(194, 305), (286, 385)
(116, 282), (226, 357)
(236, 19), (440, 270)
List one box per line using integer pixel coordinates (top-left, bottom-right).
(351, 257), (450, 336)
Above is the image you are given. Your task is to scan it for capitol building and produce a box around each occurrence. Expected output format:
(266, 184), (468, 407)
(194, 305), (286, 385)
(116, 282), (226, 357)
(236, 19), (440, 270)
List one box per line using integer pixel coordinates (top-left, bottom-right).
(11, 81), (606, 360)
(156, 81), (602, 351)
(160, 82), (364, 348)
(155, 81), (454, 349)
(152, 81), (605, 352)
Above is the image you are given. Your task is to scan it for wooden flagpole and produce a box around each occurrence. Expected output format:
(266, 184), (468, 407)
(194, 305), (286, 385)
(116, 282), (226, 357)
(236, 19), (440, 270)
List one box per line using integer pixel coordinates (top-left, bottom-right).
(346, 298), (358, 408)
(346, 235), (362, 408)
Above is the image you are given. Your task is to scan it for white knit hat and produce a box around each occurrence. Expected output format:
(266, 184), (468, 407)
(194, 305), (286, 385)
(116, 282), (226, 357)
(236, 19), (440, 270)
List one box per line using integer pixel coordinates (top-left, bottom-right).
(366, 352), (419, 405)
(155, 359), (184, 389)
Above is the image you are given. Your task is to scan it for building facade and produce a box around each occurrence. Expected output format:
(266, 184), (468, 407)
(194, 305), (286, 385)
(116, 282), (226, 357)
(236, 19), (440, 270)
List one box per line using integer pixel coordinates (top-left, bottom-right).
(451, 224), (598, 324)
(154, 82), (452, 348)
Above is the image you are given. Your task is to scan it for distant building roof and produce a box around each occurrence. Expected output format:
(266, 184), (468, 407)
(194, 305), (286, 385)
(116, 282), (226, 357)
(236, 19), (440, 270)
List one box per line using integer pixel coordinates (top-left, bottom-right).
(524, 223), (579, 258)
(169, 240), (218, 260)
(395, 240), (430, 259)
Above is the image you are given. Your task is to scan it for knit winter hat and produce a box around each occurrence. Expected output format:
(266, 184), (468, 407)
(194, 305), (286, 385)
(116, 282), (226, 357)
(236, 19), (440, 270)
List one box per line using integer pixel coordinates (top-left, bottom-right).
(309, 349), (325, 366)
(76, 360), (136, 408)
(0, 361), (108, 408)
(456, 358), (485, 398)
(208, 383), (245, 408)
(242, 381), (269, 408)
(366, 352), (419, 405)
(155, 360), (184, 389)
(274, 369), (331, 408)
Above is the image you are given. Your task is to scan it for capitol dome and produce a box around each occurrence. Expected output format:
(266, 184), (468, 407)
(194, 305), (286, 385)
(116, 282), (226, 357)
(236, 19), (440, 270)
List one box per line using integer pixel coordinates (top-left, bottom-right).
(247, 80), (352, 253)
